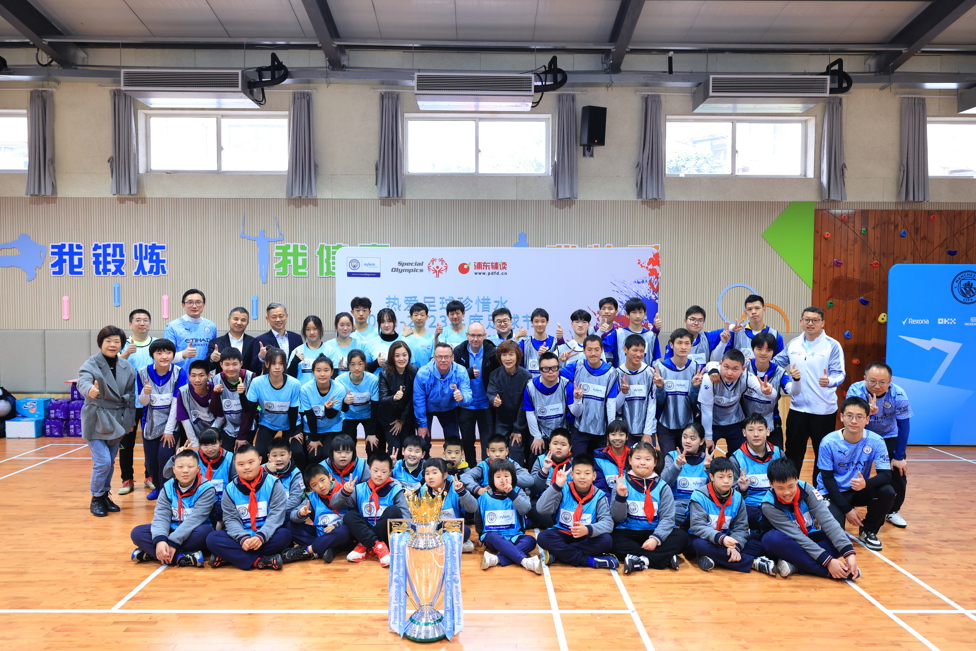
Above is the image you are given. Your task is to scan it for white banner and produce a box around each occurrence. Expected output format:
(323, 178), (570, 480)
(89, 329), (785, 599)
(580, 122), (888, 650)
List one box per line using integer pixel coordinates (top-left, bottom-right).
(336, 246), (661, 332)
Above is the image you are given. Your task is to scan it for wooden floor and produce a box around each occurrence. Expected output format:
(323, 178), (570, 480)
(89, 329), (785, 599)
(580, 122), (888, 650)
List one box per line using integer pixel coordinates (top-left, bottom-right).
(1, 439), (974, 651)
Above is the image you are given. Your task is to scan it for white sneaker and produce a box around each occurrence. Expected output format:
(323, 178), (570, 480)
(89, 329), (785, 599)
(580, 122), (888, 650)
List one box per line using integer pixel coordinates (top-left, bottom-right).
(521, 556), (543, 575)
(462, 540), (475, 553)
(886, 512), (907, 528)
(481, 552), (499, 570)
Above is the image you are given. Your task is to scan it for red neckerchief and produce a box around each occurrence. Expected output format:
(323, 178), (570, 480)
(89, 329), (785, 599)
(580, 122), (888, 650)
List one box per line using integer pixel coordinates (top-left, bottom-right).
(707, 482), (734, 531)
(334, 459), (358, 484)
(238, 469), (266, 533)
(551, 455), (572, 476)
(367, 477), (392, 512)
(200, 450), (224, 481)
(740, 441), (774, 464)
(784, 488), (809, 535)
(174, 474), (202, 521)
(568, 481), (595, 526)
(631, 474), (658, 523)
(603, 445), (628, 475)
(320, 480), (343, 515)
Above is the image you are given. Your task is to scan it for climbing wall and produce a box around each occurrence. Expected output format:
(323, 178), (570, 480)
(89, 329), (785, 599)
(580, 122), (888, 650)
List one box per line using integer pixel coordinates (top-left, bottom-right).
(814, 208), (976, 391)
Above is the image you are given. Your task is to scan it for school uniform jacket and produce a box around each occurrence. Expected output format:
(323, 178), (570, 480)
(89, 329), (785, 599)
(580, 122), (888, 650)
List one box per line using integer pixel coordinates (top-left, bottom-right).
(688, 486), (750, 548)
(761, 481), (855, 565)
(460, 458), (534, 493)
(220, 472), (289, 542)
(610, 474), (678, 543)
(536, 483), (614, 537)
(150, 478), (216, 546)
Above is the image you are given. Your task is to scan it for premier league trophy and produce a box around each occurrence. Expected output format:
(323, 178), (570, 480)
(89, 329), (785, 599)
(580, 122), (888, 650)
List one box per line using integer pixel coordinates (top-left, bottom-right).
(387, 492), (464, 642)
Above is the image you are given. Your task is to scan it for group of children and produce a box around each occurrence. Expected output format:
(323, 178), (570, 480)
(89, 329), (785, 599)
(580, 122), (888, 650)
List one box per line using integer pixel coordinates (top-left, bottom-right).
(131, 393), (887, 581)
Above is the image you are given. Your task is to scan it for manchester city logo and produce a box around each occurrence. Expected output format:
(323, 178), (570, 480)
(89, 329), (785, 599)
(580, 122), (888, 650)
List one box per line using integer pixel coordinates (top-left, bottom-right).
(538, 406), (548, 416)
(665, 381), (675, 390)
(485, 512), (497, 524)
(951, 270), (976, 305)
(348, 259), (361, 271)
(363, 502), (377, 516)
(559, 511), (574, 524)
(884, 402), (892, 409)
(627, 502), (641, 515)
(863, 446), (872, 454)
(678, 478), (690, 489)
(581, 383), (591, 392)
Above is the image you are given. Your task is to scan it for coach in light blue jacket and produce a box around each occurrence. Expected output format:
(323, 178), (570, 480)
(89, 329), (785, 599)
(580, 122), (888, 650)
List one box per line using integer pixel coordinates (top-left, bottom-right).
(413, 342), (473, 444)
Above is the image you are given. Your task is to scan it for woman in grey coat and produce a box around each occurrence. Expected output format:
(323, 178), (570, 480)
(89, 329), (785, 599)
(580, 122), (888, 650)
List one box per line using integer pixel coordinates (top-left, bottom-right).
(78, 326), (137, 517)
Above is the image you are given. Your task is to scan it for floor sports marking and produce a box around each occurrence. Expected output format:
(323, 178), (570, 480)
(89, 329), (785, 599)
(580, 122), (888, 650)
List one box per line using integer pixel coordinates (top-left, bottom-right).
(0, 608), (633, 615)
(610, 569), (655, 651)
(538, 529), (569, 651)
(111, 564), (168, 611)
(0, 446), (85, 480)
(845, 579), (941, 651)
(0, 443), (53, 463)
(848, 534), (976, 623)
(929, 447), (976, 465)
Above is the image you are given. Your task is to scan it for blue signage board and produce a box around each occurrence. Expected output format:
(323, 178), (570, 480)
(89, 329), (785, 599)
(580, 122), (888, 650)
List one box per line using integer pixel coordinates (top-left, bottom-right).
(887, 264), (976, 445)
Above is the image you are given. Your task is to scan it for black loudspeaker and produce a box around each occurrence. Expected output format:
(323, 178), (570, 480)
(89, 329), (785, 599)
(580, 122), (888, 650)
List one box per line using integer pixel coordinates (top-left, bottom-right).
(580, 106), (607, 147)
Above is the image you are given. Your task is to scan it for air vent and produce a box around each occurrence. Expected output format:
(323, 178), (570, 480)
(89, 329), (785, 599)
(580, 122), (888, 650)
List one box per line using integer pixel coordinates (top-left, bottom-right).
(121, 69), (258, 108)
(414, 73), (536, 111)
(693, 74), (830, 114)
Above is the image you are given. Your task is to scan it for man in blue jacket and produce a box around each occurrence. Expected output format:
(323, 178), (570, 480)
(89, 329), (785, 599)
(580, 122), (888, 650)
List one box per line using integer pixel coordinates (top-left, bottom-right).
(414, 342), (473, 446)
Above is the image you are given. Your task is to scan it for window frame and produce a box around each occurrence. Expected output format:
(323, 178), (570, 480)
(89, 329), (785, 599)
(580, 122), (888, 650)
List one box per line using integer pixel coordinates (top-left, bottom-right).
(404, 112), (552, 176)
(665, 115), (815, 179)
(0, 109), (29, 173)
(926, 117), (976, 178)
(138, 110), (289, 174)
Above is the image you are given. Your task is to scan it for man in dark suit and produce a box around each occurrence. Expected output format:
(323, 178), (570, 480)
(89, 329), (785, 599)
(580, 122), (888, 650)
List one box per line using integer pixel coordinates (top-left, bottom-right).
(208, 307), (258, 373)
(250, 302), (303, 373)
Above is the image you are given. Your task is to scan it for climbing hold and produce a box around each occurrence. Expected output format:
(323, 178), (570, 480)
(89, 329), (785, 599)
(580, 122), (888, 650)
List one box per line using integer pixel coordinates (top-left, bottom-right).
(861, 228), (867, 234)
(878, 313), (888, 324)
(870, 261), (880, 268)
(859, 297), (869, 305)
(930, 214), (937, 220)
(840, 215), (848, 221)
(833, 259), (843, 267)
(844, 331), (852, 339)
(948, 249), (958, 256)
(852, 358), (861, 366)
(900, 230), (908, 237)
(823, 232), (831, 239)
(827, 300), (834, 308)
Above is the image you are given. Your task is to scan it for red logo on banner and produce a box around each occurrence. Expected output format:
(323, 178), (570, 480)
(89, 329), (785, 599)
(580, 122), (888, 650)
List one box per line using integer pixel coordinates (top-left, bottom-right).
(428, 258), (449, 278)
(458, 262), (471, 274)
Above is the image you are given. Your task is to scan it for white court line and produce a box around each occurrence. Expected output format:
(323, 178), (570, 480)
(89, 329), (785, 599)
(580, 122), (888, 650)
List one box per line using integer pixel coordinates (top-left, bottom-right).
(889, 610), (975, 615)
(610, 569), (655, 651)
(0, 444), (53, 463)
(537, 530), (569, 651)
(111, 564), (167, 611)
(0, 446), (85, 480)
(929, 447), (976, 466)
(849, 534), (976, 624)
(0, 608), (632, 615)
(845, 580), (941, 651)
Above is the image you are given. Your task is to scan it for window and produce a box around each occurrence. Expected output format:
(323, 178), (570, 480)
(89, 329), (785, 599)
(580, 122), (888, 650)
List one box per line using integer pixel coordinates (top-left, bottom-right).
(666, 117), (812, 177)
(0, 112), (28, 171)
(144, 112), (288, 172)
(928, 119), (976, 177)
(405, 114), (550, 175)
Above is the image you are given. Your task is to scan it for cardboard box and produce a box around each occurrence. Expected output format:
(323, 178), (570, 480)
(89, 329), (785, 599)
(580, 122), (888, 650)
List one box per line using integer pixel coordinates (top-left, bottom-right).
(16, 397), (50, 419)
(7, 417), (45, 438)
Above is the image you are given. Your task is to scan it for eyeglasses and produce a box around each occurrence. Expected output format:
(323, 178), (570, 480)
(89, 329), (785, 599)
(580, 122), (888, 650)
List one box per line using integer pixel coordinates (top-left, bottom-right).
(865, 379), (890, 387)
(540, 365), (560, 373)
(183, 300), (204, 306)
(843, 413), (867, 422)
(801, 318), (823, 324)
(494, 318), (511, 325)
(434, 355), (453, 361)
(131, 319), (150, 324)
(686, 318), (705, 325)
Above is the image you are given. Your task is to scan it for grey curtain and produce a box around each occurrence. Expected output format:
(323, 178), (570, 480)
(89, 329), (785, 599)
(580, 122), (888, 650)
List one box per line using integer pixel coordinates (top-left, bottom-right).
(286, 91), (316, 198)
(376, 91), (403, 198)
(820, 97), (846, 201)
(109, 89), (138, 196)
(636, 94), (665, 200)
(898, 97), (929, 202)
(26, 90), (55, 196)
(553, 93), (578, 200)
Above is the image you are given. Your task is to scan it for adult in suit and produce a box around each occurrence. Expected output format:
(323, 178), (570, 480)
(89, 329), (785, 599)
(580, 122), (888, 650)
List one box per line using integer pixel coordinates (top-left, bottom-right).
(251, 302), (304, 374)
(78, 326), (137, 518)
(208, 306), (257, 373)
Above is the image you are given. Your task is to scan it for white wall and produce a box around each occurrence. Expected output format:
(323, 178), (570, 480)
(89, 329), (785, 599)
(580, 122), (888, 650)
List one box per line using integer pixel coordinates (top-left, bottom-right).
(0, 47), (975, 201)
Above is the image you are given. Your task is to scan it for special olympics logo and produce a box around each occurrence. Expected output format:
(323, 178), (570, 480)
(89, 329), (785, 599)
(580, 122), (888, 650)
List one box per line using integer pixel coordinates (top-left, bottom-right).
(951, 270), (976, 305)
(458, 262), (470, 274)
(428, 258), (449, 278)
(348, 259), (361, 271)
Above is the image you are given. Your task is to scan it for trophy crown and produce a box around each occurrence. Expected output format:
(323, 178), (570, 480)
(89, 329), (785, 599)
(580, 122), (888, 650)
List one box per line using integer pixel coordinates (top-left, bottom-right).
(406, 490), (445, 524)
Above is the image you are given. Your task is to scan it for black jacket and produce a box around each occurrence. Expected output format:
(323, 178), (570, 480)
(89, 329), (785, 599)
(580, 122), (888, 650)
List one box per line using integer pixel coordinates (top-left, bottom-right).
(208, 333), (257, 374)
(378, 364), (419, 428)
(251, 330), (304, 374)
(452, 339), (499, 395)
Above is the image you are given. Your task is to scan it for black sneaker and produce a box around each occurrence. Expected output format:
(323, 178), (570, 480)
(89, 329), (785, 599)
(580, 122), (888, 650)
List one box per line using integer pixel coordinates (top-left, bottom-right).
(697, 555), (716, 572)
(209, 555), (225, 568)
(103, 493), (121, 513)
(255, 554), (283, 570)
(321, 547), (336, 564)
(858, 528), (883, 551)
(623, 555), (647, 575)
(281, 547), (314, 564)
(668, 555), (681, 571)
(590, 555), (619, 570)
(90, 496), (107, 517)
(131, 548), (155, 563)
(175, 551), (205, 567)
